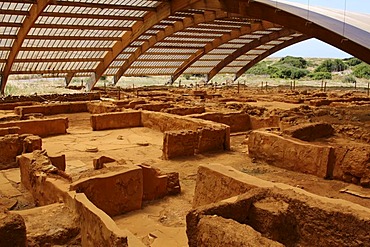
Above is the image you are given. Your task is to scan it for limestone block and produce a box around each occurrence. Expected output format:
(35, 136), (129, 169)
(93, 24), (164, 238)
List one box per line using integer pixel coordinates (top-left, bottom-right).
(90, 111), (141, 131)
(70, 167), (143, 217)
(283, 122), (334, 141)
(248, 130), (333, 178)
(162, 130), (198, 159)
(23, 135), (42, 153)
(0, 211), (27, 247)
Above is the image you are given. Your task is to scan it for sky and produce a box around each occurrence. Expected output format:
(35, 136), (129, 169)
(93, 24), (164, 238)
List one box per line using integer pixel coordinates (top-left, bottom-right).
(270, 0), (370, 58)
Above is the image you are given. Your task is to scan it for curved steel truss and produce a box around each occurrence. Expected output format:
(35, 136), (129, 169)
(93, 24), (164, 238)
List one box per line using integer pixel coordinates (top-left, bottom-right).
(0, 0), (369, 93)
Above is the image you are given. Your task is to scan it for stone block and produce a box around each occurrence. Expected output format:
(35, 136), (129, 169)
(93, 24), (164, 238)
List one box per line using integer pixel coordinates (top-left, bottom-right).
(248, 130), (333, 178)
(90, 111), (141, 131)
(194, 216), (283, 247)
(0, 211), (27, 247)
(22, 135), (42, 153)
(138, 164), (168, 201)
(249, 115), (280, 130)
(0, 127), (20, 136)
(0, 135), (23, 170)
(283, 122), (334, 141)
(191, 112), (250, 133)
(70, 167), (143, 217)
(0, 118), (68, 137)
(188, 186), (370, 247)
(162, 130), (198, 159)
(49, 154), (66, 172)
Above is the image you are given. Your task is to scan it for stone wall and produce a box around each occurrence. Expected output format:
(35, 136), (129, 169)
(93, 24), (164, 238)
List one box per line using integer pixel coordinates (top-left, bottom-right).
(133, 103), (171, 111)
(190, 112), (250, 133)
(90, 110), (230, 159)
(0, 118), (68, 137)
(0, 134), (41, 170)
(70, 168), (143, 217)
(0, 102), (34, 111)
(195, 216), (283, 247)
(0, 211), (27, 247)
(283, 122), (334, 141)
(16, 152), (170, 246)
(0, 127), (20, 136)
(74, 193), (128, 247)
(249, 115), (280, 130)
(188, 186), (370, 247)
(188, 164), (370, 247)
(141, 111), (201, 132)
(248, 130), (333, 178)
(0, 92), (100, 104)
(163, 131), (199, 159)
(248, 130), (370, 187)
(90, 111), (141, 131)
(163, 106), (205, 116)
(14, 102), (88, 117)
(87, 102), (120, 114)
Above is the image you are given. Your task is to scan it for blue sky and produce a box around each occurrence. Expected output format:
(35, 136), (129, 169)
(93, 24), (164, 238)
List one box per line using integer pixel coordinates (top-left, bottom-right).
(271, 0), (370, 58)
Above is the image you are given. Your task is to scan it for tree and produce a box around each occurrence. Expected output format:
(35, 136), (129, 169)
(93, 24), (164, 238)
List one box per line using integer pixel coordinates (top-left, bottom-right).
(344, 57), (362, 67)
(315, 59), (348, 72)
(276, 56), (308, 69)
(352, 63), (370, 79)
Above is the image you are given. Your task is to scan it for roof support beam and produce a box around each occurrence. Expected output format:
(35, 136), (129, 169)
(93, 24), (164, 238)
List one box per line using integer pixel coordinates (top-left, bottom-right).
(234, 35), (309, 80)
(206, 28), (303, 80)
(1, 0), (52, 95)
(85, 1), (176, 91)
(65, 73), (74, 87)
(170, 21), (278, 82)
(236, 1), (370, 64)
(113, 11), (227, 81)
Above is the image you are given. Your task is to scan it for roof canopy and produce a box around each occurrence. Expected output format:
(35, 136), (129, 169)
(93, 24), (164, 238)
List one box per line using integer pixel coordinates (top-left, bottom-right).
(0, 0), (369, 93)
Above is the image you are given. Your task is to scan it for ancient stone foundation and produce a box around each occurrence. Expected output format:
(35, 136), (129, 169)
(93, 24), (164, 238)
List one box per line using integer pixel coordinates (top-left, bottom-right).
(188, 164), (370, 247)
(0, 134), (42, 170)
(0, 118), (68, 137)
(90, 111), (230, 159)
(248, 130), (333, 178)
(248, 129), (370, 187)
(0, 210), (27, 247)
(14, 102), (88, 117)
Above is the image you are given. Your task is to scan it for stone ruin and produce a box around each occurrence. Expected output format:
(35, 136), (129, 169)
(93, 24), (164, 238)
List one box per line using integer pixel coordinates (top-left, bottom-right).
(0, 88), (370, 246)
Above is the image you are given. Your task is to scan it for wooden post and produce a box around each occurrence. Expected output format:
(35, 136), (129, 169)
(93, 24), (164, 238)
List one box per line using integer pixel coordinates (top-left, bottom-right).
(293, 80), (296, 90)
(324, 81), (327, 92)
(237, 80), (240, 94)
(261, 81), (264, 90)
(265, 81), (268, 91)
(290, 81), (292, 90)
(179, 79), (181, 88)
(321, 80), (323, 91)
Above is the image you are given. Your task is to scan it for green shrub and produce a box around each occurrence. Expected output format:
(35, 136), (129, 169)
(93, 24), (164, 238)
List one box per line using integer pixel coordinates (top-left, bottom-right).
(352, 63), (370, 79)
(271, 65), (309, 79)
(276, 56), (308, 69)
(308, 72), (332, 80)
(343, 57), (362, 67)
(315, 59), (348, 72)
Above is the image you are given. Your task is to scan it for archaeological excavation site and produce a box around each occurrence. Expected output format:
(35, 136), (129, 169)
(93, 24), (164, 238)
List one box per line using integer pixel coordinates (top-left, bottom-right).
(1, 0), (370, 246)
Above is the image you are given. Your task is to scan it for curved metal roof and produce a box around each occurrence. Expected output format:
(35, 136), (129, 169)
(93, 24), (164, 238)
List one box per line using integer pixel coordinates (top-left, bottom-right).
(0, 0), (369, 94)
